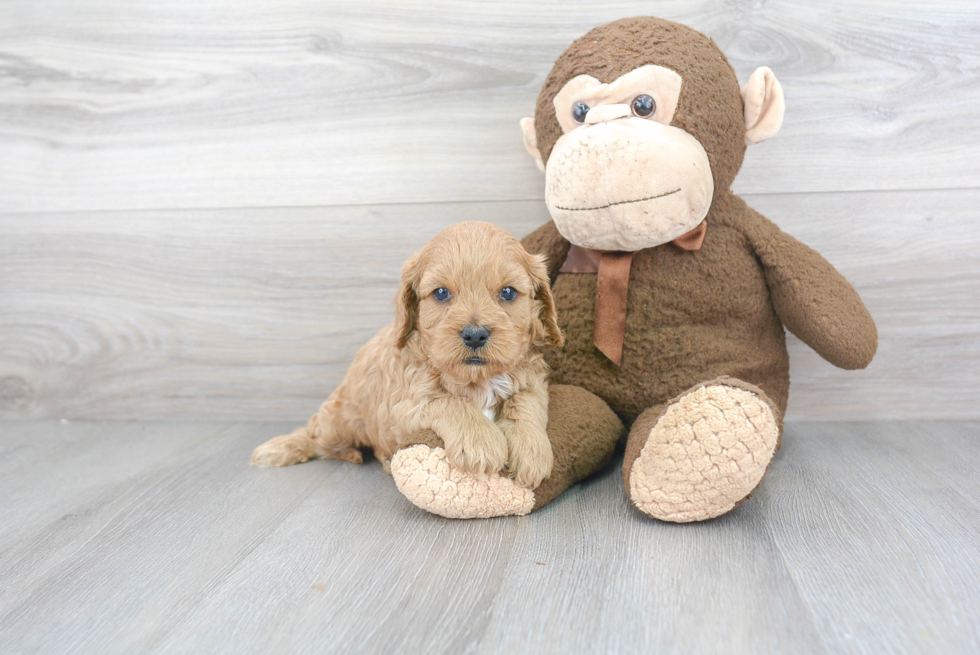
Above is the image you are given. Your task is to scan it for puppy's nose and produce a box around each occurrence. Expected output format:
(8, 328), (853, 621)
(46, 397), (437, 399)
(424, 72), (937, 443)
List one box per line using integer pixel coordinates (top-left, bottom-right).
(460, 325), (491, 350)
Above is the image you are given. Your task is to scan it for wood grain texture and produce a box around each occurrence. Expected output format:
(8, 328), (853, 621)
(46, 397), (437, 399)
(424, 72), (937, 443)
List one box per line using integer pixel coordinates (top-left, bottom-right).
(476, 481), (826, 654)
(760, 422), (980, 653)
(2, 189), (977, 421)
(0, 421), (331, 654)
(1, 0), (978, 212)
(0, 420), (977, 654)
(0, 421), (218, 546)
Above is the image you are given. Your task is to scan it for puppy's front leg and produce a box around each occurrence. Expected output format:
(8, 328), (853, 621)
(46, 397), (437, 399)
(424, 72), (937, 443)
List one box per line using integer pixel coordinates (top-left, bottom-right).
(498, 381), (553, 488)
(425, 397), (508, 476)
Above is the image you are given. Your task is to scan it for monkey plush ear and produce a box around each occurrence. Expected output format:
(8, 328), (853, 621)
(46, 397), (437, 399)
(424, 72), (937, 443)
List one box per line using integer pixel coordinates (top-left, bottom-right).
(519, 118), (546, 173)
(394, 252), (425, 349)
(741, 67), (785, 146)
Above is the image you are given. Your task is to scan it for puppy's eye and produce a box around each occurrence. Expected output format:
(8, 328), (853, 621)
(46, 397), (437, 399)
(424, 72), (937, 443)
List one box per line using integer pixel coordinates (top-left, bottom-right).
(572, 102), (590, 124)
(432, 287), (451, 302)
(631, 94), (656, 117)
(499, 287), (517, 302)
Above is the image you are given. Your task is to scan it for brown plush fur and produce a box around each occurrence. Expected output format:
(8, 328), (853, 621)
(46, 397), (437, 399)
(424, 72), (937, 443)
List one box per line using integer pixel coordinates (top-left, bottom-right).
(524, 192), (879, 426)
(529, 384), (623, 509)
(523, 17), (877, 430)
(520, 17), (877, 518)
(251, 221), (563, 488)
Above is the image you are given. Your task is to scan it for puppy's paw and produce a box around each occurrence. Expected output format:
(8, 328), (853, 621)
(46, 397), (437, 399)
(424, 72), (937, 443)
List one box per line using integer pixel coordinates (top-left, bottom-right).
(504, 425), (554, 488)
(250, 432), (318, 467)
(444, 423), (508, 477)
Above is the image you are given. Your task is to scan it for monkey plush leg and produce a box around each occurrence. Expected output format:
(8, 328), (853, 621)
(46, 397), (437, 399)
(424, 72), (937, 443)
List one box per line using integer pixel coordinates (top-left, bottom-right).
(391, 385), (623, 519)
(390, 430), (534, 519)
(624, 377), (781, 523)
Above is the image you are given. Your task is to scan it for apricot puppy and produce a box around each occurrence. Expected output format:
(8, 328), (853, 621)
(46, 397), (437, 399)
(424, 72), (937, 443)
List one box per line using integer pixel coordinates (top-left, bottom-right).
(251, 221), (564, 488)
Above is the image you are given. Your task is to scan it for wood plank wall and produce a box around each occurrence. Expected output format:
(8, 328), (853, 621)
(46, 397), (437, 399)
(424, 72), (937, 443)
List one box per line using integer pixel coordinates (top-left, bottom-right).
(1, 1), (978, 421)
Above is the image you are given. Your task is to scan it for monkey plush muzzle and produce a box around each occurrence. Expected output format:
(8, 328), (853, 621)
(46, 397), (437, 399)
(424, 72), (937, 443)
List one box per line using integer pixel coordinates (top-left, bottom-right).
(545, 117), (713, 251)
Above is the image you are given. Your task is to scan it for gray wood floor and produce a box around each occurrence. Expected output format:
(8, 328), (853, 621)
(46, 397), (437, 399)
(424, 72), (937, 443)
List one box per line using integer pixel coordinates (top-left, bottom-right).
(1, 420), (977, 654)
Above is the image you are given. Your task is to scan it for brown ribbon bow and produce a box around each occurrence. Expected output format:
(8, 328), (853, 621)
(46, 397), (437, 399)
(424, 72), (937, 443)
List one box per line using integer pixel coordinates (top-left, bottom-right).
(559, 220), (707, 366)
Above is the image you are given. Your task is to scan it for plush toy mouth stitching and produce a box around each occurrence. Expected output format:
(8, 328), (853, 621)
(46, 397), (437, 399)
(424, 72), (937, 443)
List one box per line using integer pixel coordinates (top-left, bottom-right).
(555, 188), (681, 212)
(464, 357), (486, 365)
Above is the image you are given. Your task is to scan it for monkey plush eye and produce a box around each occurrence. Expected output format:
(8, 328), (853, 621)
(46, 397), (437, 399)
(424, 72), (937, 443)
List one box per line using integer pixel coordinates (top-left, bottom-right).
(499, 287), (517, 302)
(571, 102), (590, 124)
(631, 94), (656, 117)
(432, 287), (451, 302)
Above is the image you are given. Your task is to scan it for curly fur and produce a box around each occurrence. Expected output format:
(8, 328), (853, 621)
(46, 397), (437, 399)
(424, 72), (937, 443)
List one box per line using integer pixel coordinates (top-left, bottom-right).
(251, 221), (563, 488)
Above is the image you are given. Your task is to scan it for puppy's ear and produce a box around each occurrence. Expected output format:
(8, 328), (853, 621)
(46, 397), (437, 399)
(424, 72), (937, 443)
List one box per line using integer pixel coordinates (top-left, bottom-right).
(523, 251), (564, 349)
(395, 251), (426, 349)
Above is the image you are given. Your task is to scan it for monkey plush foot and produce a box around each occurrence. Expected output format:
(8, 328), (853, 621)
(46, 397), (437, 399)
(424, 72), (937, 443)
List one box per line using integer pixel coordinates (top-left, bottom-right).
(625, 377), (780, 523)
(391, 445), (536, 518)
(392, 385), (623, 519)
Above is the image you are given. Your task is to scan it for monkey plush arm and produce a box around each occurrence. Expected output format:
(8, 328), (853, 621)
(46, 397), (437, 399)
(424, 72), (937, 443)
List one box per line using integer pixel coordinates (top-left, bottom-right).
(739, 203), (877, 370)
(521, 221), (571, 283)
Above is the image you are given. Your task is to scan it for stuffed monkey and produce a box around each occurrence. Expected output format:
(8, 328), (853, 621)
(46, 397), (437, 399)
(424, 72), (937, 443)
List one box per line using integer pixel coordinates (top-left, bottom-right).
(392, 17), (876, 522)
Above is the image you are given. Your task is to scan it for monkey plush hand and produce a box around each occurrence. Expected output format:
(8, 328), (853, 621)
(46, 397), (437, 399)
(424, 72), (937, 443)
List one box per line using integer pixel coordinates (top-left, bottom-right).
(396, 16), (876, 522)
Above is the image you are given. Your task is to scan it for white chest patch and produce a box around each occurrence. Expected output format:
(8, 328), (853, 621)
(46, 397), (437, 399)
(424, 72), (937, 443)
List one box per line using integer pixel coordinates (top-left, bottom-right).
(479, 374), (517, 421)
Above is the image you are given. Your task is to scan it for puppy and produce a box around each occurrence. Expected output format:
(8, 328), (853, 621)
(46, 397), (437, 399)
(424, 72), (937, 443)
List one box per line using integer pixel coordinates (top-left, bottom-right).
(251, 221), (564, 488)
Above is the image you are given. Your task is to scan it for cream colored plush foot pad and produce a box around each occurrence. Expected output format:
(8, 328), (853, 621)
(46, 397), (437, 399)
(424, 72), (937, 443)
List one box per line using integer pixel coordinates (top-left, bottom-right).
(391, 445), (535, 519)
(629, 385), (778, 523)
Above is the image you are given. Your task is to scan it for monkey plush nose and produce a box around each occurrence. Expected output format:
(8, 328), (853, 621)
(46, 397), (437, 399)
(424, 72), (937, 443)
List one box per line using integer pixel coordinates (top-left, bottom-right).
(584, 103), (631, 124)
(460, 325), (491, 350)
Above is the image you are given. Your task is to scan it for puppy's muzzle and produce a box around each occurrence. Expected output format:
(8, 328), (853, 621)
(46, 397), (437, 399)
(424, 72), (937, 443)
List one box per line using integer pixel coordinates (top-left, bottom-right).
(460, 325), (491, 351)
